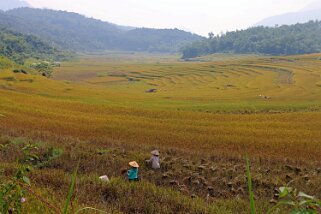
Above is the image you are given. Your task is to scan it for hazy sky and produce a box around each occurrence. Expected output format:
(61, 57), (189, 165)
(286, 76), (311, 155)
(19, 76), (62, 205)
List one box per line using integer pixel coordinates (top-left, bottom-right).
(26, 0), (316, 35)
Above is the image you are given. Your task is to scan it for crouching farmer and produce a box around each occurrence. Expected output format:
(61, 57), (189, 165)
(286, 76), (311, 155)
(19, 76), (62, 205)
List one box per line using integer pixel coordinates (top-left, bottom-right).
(150, 150), (160, 169)
(127, 161), (139, 182)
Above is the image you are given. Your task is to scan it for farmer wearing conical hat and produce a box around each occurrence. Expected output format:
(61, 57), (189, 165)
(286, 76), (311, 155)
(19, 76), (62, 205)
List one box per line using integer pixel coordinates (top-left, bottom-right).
(127, 161), (139, 182)
(150, 150), (160, 169)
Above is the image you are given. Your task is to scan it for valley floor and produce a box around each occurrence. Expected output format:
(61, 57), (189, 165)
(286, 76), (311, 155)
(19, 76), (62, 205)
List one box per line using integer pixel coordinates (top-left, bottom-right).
(0, 53), (320, 213)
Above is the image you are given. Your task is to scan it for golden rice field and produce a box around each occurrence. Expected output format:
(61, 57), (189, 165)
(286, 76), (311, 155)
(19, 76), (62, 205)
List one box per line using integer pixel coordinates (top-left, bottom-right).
(0, 53), (321, 213)
(53, 53), (321, 112)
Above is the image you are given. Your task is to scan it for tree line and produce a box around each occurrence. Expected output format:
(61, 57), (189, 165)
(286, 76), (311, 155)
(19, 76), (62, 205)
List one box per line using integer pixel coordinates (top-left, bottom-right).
(181, 21), (321, 59)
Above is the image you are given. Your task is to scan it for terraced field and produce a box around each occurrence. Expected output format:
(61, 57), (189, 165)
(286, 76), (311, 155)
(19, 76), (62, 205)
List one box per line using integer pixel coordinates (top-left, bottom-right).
(1, 53), (321, 213)
(53, 53), (321, 112)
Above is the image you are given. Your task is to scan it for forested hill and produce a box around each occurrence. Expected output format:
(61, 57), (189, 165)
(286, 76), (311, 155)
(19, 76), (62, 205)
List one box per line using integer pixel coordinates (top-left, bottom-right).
(118, 28), (203, 52)
(0, 28), (67, 64)
(1, 8), (202, 52)
(181, 21), (321, 59)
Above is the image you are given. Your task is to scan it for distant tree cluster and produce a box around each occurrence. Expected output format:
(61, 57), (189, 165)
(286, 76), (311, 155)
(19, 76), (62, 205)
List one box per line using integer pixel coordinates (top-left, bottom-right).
(181, 21), (321, 59)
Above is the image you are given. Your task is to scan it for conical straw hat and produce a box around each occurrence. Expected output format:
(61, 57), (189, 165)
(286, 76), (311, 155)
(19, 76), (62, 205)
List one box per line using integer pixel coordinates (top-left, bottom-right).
(151, 150), (160, 156)
(129, 161), (139, 168)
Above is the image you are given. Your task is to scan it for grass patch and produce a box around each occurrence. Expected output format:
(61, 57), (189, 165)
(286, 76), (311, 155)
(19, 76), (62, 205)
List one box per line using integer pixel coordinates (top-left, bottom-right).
(19, 79), (34, 83)
(1, 76), (16, 82)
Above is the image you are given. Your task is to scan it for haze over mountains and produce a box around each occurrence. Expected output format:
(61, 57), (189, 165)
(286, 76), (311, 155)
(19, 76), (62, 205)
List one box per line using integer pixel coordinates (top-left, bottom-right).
(0, 0), (29, 11)
(1, 0), (320, 35)
(256, 0), (321, 27)
(1, 0), (321, 59)
(302, 0), (321, 11)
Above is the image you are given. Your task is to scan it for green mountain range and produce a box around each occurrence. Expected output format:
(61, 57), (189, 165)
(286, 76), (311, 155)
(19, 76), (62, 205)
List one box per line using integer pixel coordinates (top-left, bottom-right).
(0, 8), (202, 53)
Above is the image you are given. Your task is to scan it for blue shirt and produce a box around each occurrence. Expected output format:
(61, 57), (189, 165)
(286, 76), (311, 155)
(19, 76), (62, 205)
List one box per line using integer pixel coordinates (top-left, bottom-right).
(127, 168), (138, 180)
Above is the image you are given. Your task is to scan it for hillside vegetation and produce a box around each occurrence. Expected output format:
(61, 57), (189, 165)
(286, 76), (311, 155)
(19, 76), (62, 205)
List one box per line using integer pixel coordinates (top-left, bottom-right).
(182, 21), (321, 59)
(0, 8), (202, 52)
(0, 28), (68, 64)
